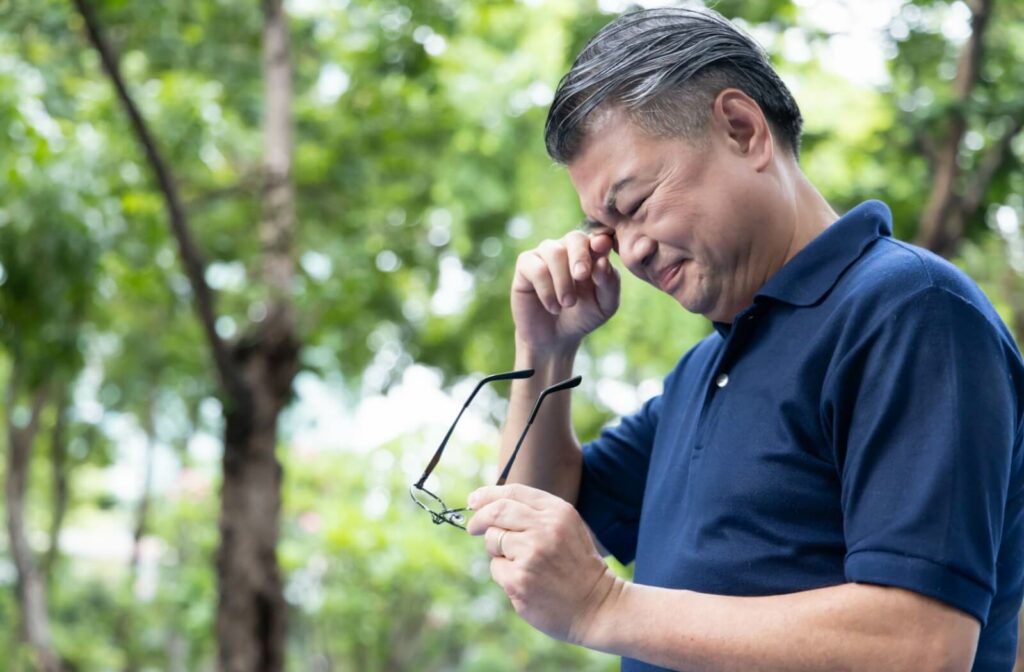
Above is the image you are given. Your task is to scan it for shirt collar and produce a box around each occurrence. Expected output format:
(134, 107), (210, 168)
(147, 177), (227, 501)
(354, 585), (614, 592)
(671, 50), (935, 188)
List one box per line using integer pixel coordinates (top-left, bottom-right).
(753, 199), (893, 308)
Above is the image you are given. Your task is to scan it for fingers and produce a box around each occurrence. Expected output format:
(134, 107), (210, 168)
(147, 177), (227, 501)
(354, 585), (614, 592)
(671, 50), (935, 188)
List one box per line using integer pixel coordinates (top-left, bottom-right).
(515, 232), (613, 313)
(592, 254), (620, 314)
(536, 239), (577, 309)
(516, 251), (562, 314)
(489, 556), (520, 602)
(466, 495), (545, 536)
(485, 526), (518, 558)
(469, 483), (557, 511)
(589, 231), (614, 257)
(564, 231), (594, 282)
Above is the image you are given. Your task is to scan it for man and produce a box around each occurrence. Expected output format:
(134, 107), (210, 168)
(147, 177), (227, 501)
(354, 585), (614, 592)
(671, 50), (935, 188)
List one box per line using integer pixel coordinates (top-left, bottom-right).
(464, 7), (1024, 672)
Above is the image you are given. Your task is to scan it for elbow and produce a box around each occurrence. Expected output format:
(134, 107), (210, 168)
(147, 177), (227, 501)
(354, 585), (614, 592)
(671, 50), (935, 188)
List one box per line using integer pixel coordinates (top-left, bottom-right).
(915, 633), (977, 672)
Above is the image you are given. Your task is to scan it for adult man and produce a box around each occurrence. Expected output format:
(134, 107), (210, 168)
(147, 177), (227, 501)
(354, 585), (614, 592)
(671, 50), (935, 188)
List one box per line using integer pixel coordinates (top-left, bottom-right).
(465, 7), (1024, 672)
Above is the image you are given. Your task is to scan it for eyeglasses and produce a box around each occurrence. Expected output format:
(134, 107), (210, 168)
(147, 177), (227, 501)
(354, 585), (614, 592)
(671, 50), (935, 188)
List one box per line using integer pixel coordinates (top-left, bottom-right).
(410, 369), (582, 530)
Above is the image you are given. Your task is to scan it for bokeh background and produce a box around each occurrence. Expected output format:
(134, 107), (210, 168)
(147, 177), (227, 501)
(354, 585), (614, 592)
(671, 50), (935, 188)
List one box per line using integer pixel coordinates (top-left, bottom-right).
(2, 0), (1023, 669)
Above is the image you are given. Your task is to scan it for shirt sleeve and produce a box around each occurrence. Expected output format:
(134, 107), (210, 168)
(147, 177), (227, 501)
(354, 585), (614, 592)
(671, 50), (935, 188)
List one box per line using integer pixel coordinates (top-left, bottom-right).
(824, 285), (1022, 625)
(576, 390), (663, 565)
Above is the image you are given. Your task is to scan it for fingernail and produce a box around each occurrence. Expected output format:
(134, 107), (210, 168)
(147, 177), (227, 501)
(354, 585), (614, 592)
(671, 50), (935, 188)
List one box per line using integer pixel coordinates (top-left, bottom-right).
(549, 303), (561, 314)
(467, 492), (478, 509)
(562, 293), (576, 307)
(573, 262), (587, 278)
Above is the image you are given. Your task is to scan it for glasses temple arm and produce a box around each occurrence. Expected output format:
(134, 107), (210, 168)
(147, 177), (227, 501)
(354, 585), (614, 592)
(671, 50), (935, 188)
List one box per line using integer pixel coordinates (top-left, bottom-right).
(415, 402), (470, 488)
(496, 375), (581, 486)
(415, 369), (536, 488)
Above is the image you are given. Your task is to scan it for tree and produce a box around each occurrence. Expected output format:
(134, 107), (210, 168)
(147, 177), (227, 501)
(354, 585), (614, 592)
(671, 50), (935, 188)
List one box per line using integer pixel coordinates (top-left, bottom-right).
(71, 0), (299, 668)
(910, 0), (1024, 258)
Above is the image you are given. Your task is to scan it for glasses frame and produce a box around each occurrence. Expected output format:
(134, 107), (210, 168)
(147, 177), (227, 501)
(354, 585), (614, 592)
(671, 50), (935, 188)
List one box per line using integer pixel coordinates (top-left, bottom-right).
(410, 369), (582, 530)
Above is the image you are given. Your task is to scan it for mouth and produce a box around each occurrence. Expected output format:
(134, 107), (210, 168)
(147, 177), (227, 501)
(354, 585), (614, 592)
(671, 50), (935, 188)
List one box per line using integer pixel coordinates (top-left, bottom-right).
(655, 260), (686, 292)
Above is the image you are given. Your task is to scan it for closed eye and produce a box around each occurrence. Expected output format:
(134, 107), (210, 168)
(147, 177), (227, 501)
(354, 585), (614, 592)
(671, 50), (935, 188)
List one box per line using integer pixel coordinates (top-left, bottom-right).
(626, 197), (648, 217)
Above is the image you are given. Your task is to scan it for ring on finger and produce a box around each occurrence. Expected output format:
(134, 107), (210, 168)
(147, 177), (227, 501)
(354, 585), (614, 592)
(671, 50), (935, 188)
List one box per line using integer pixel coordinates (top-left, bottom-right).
(497, 529), (509, 557)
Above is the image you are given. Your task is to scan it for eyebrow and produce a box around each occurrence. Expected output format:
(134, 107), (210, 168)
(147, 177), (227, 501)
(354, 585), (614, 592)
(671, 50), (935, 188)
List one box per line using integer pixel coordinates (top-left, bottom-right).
(603, 176), (635, 214)
(582, 176), (635, 232)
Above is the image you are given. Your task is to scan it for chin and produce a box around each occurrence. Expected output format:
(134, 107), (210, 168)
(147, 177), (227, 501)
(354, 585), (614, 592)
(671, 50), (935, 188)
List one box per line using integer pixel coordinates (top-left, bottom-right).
(674, 294), (704, 316)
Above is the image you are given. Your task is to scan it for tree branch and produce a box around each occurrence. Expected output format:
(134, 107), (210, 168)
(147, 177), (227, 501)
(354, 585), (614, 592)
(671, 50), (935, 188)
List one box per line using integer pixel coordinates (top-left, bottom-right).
(961, 113), (1024, 216)
(915, 0), (994, 256)
(183, 174), (262, 213)
(914, 130), (938, 170)
(71, 0), (242, 397)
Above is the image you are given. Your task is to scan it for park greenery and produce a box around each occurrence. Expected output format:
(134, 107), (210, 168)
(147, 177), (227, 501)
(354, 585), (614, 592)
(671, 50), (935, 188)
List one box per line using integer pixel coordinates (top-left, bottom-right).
(1, 0), (1023, 670)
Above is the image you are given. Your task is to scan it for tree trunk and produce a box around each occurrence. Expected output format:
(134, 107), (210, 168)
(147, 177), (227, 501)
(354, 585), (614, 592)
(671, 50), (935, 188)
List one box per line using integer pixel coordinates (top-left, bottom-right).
(4, 370), (61, 672)
(44, 390), (69, 583)
(216, 352), (294, 672)
(915, 0), (992, 257)
(215, 1), (299, 670)
(117, 398), (157, 672)
(73, 2), (299, 668)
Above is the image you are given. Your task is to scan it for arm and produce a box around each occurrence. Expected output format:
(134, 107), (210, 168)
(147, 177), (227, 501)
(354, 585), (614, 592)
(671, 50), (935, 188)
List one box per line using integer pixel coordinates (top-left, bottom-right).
(594, 577), (980, 672)
(467, 484), (981, 672)
(497, 230), (620, 504)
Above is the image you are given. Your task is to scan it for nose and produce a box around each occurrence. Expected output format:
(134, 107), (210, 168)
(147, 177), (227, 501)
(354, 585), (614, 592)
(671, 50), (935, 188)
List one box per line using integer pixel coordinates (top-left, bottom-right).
(615, 226), (656, 277)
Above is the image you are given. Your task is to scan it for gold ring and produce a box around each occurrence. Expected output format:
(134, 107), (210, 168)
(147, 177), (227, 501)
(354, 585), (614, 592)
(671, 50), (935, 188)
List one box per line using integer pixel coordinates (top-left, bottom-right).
(497, 529), (508, 557)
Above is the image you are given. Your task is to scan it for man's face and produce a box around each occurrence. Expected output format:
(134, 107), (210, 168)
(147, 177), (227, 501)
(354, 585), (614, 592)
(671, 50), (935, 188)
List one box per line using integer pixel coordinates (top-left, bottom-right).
(567, 108), (770, 323)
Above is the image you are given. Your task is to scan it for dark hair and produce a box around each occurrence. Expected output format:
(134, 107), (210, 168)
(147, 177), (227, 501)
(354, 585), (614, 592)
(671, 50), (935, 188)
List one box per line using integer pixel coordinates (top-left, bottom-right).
(544, 7), (803, 163)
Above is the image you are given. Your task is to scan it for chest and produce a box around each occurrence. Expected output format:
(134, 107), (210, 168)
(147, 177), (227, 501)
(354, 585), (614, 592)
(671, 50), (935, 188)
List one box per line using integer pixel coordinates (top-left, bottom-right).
(635, 309), (849, 593)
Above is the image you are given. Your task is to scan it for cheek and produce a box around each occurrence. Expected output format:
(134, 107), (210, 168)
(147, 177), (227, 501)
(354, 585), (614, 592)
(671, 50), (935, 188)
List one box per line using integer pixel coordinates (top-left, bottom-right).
(648, 192), (698, 241)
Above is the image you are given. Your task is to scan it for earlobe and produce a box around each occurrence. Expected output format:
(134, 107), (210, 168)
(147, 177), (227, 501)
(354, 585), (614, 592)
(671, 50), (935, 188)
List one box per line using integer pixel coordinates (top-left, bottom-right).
(714, 89), (773, 171)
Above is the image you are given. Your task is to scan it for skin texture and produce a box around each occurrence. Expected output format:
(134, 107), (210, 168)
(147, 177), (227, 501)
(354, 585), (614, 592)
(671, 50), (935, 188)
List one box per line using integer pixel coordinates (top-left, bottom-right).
(471, 89), (982, 671)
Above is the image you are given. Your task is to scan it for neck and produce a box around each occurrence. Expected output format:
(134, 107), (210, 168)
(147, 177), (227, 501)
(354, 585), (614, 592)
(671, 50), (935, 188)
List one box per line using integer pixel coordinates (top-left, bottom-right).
(781, 168), (838, 265)
(708, 163), (836, 324)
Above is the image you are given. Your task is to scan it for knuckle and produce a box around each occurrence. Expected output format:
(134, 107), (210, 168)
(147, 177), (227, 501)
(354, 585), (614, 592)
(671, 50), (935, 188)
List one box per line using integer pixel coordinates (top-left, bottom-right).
(539, 239), (567, 259)
(512, 568), (530, 593)
(506, 581), (525, 602)
(517, 250), (540, 271)
(564, 230), (588, 246)
(493, 499), (509, 519)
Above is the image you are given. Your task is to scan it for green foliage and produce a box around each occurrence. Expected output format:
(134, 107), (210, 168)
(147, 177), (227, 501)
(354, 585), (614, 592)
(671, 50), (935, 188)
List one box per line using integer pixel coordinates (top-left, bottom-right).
(281, 442), (620, 671)
(3, 0), (1024, 669)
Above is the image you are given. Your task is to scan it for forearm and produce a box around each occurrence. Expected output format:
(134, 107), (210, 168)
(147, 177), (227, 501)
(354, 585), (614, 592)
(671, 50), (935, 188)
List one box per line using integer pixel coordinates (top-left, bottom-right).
(498, 337), (582, 503)
(587, 581), (978, 672)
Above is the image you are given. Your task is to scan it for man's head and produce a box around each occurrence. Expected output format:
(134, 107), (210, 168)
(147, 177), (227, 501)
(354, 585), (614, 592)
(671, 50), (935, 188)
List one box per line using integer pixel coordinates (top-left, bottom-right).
(547, 9), (820, 323)
(545, 7), (803, 164)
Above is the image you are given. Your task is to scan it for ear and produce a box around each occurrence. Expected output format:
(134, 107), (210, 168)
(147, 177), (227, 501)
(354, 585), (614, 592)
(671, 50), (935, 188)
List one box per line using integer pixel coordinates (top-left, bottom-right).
(710, 88), (773, 172)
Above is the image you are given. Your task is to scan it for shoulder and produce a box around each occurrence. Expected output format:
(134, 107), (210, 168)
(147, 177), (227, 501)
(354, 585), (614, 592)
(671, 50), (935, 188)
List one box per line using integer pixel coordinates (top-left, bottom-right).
(838, 235), (1011, 341)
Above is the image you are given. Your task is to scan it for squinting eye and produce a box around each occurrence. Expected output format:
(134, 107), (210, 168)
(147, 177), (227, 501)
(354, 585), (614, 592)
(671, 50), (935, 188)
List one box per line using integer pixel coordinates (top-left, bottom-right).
(628, 198), (648, 216)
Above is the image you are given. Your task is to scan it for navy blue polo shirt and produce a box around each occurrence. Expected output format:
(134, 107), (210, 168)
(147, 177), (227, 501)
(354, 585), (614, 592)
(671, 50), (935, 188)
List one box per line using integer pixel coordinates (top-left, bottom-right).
(577, 201), (1024, 671)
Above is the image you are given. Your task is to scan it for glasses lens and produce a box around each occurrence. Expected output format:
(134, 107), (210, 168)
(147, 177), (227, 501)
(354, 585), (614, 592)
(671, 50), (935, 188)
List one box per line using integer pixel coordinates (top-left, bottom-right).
(410, 485), (444, 514)
(410, 485), (466, 528)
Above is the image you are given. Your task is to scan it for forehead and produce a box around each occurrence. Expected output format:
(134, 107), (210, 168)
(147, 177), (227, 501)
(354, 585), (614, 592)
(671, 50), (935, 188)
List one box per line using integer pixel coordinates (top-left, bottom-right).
(569, 109), (647, 174)
(567, 112), (650, 198)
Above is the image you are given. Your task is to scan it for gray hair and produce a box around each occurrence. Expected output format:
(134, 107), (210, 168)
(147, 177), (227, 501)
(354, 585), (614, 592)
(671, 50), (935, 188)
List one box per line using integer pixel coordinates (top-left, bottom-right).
(544, 7), (803, 163)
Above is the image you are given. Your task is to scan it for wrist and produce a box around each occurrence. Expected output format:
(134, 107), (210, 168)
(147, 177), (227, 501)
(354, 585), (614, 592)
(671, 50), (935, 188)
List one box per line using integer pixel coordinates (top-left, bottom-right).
(513, 335), (580, 373)
(572, 571), (629, 650)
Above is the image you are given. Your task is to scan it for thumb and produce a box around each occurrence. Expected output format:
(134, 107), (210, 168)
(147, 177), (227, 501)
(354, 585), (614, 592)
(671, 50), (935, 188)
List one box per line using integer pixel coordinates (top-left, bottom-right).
(591, 255), (620, 317)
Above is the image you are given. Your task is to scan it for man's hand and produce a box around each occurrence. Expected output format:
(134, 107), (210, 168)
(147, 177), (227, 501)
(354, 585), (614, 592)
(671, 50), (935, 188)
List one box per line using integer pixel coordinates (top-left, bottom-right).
(466, 484), (623, 646)
(512, 231), (620, 352)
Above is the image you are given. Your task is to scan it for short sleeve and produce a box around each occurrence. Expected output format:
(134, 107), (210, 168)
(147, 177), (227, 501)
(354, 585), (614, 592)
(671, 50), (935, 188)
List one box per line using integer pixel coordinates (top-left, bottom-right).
(825, 286), (1021, 624)
(576, 392), (662, 565)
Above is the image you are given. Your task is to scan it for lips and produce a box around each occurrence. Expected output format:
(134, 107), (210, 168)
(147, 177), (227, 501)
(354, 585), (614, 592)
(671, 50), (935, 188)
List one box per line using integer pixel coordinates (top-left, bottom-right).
(655, 260), (685, 292)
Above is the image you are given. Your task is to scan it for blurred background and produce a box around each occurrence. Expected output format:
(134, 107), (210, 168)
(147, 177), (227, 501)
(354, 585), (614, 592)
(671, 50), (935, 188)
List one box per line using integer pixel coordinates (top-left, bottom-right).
(1, 0), (1023, 669)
